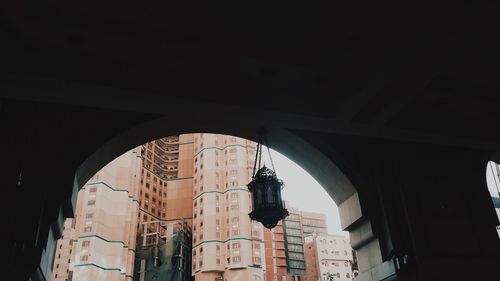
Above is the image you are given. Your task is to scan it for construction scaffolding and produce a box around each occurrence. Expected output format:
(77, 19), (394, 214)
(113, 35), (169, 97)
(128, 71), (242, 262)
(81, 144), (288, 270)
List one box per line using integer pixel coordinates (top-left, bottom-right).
(134, 219), (192, 281)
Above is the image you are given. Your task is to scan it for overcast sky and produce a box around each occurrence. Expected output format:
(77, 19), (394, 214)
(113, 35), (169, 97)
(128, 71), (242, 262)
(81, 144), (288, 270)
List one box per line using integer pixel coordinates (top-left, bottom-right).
(261, 148), (347, 236)
(486, 161), (500, 197)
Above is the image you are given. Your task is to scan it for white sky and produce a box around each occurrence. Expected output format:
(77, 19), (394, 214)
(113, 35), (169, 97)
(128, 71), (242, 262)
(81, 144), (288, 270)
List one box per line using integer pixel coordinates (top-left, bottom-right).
(261, 148), (347, 236)
(486, 161), (500, 197)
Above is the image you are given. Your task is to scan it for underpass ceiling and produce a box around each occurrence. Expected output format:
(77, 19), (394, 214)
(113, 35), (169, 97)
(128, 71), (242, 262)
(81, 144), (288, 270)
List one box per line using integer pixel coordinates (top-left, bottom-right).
(1, 0), (500, 149)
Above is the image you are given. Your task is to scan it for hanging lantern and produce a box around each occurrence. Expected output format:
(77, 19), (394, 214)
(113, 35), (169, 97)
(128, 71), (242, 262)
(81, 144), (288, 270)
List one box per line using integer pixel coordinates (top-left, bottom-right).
(248, 129), (289, 230)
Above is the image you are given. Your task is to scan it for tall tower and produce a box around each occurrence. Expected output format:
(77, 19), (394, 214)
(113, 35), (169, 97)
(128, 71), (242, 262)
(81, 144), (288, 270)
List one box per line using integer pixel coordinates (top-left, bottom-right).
(191, 134), (266, 281)
(70, 148), (142, 280)
(135, 135), (194, 234)
(134, 135), (194, 280)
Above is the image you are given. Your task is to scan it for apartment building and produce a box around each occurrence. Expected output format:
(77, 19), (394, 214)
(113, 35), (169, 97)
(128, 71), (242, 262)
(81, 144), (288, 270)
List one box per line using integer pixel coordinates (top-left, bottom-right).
(191, 134), (266, 281)
(52, 135), (194, 281)
(263, 205), (328, 281)
(51, 219), (77, 281)
(71, 148), (142, 280)
(283, 207), (307, 279)
(305, 234), (353, 281)
(263, 221), (288, 281)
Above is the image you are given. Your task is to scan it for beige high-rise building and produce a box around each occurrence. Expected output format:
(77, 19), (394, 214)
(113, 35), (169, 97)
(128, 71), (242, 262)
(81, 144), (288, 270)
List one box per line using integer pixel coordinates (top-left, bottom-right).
(136, 135), (194, 233)
(52, 133), (269, 281)
(51, 135), (194, 281)
(191, 133), (266, 281)
(64, 148), (142, 281)
(51, 219), (77, 281)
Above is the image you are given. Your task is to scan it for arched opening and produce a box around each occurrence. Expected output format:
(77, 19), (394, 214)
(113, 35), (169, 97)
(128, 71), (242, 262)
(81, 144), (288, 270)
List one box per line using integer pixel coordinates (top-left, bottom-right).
(50, 127), (363, 281)
(75, 116), (358, 207)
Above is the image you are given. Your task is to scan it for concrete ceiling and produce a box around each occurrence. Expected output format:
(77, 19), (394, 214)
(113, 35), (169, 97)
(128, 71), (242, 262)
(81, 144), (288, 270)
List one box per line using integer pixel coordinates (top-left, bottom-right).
(1, 1), (500, 150)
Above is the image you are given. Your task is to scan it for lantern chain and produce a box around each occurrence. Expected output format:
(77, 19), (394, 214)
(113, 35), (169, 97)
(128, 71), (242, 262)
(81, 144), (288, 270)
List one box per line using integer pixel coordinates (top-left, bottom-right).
(264, 134), (277, 177)
(252, 134), (263, 179)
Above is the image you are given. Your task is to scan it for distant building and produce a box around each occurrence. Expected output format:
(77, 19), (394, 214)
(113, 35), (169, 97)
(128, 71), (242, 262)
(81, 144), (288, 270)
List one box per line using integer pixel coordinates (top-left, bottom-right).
(283, 207), (308, 279)
(263, 204), (328, 281)
(300, 211), (328, 237)
(263, 221), (288, 281)
(303, 238), (319, 281)
(305, 234), (353, 281)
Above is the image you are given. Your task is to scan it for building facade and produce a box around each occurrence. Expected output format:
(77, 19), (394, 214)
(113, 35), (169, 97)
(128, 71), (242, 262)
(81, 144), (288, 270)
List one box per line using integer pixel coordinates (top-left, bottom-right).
(304, 239), (319, 281)
(191, 134), (266, 281)
(264, 205), (328, 281)
(263, 221), (288, 281)
(51, 219), (77, 281)
(305, 234), (353, 281)
(283, 207), (307, 279)
(300, 212), (328, 237)
(70, 148), (142, 280)
(51, 136), (195, 281)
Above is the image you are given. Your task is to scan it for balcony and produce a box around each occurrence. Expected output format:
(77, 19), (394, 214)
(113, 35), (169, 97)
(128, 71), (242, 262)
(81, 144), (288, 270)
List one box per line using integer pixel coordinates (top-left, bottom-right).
(163, 156), (179, 162)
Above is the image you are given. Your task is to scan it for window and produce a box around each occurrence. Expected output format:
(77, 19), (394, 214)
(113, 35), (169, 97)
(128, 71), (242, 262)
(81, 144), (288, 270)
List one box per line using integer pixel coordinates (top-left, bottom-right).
(83, 226), (92, 232)
(232, 256), (241, 263)
(82, 241), (90, 248)
(80, 255), (88, 262)
(87, 200), (96, 206)
(232, 242), (240, 249)
(89, 187), (97, 193)
(86, 213), (94, 219)
(232, 229), (240, 235)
